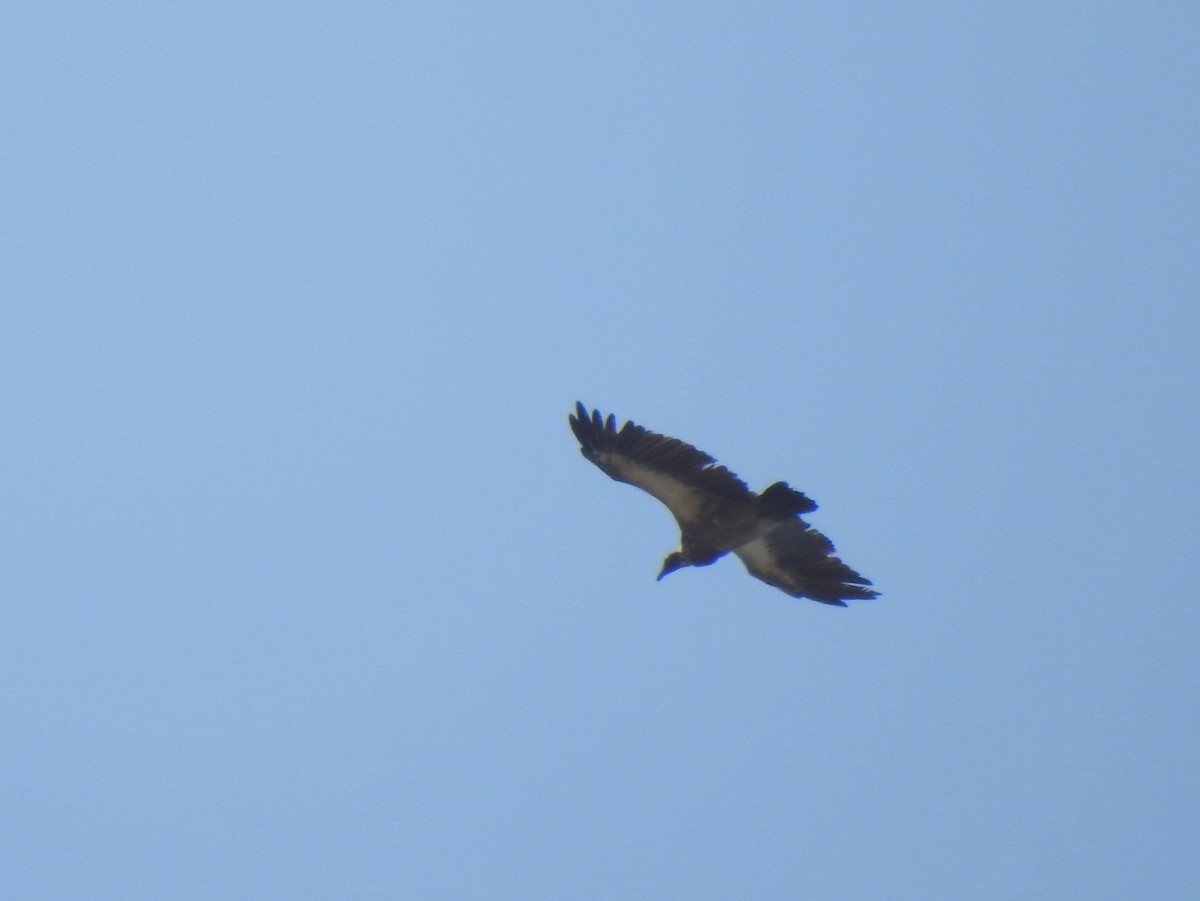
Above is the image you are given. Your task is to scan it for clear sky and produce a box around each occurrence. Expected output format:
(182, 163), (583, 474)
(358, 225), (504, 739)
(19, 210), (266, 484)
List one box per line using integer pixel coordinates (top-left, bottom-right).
(3, 2), (1197, 899)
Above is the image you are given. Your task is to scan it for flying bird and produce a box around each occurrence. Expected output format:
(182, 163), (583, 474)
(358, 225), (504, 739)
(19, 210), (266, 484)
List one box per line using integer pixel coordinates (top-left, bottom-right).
(568, 402), (878, 606)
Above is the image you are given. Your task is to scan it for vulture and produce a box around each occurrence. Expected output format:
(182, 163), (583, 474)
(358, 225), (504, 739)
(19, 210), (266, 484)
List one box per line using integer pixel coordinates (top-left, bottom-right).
(568, 402), (878, 606)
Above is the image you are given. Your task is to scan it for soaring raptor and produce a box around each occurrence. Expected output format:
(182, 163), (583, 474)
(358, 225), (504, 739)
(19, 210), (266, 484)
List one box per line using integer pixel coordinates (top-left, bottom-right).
(568, 403), (878, 606)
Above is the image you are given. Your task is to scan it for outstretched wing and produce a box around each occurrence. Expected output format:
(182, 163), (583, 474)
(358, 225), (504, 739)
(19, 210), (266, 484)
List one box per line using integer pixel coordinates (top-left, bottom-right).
(568, 402), (753, 524)
(733, 519), (878, 606)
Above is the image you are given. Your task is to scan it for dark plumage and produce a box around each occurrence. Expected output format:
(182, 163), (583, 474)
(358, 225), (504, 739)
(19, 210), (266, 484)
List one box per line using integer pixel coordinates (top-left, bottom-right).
(568, 402), (878, 606)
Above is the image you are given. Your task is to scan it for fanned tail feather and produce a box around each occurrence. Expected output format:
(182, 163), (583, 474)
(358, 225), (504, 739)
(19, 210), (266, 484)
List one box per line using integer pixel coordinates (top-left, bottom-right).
(758, 480), (818, 517)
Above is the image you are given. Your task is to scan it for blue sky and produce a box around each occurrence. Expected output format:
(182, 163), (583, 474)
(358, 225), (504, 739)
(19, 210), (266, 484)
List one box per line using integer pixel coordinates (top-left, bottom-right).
(3, 2), (1198, 898)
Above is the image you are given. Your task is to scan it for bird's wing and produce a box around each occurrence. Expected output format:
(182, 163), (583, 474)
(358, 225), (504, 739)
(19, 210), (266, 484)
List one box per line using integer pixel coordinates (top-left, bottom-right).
(733, 519), (878, 606)
(569, 402), (752, 524)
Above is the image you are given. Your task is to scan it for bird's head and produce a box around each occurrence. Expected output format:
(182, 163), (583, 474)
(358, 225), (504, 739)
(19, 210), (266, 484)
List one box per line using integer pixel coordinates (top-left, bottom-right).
(657, 551), (688, 581)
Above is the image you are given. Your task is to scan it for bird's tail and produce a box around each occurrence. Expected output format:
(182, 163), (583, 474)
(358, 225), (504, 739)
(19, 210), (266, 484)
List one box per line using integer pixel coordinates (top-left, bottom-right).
(758, 481), (818, 517)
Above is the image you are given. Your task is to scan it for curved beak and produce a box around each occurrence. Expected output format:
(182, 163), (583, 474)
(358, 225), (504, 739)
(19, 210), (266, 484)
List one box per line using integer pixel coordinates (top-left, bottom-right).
(657, 556), (684, 581)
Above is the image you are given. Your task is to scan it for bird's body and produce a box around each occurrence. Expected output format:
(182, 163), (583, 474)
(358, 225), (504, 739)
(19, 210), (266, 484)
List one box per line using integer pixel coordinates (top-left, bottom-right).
(568, 403), (878, 606)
